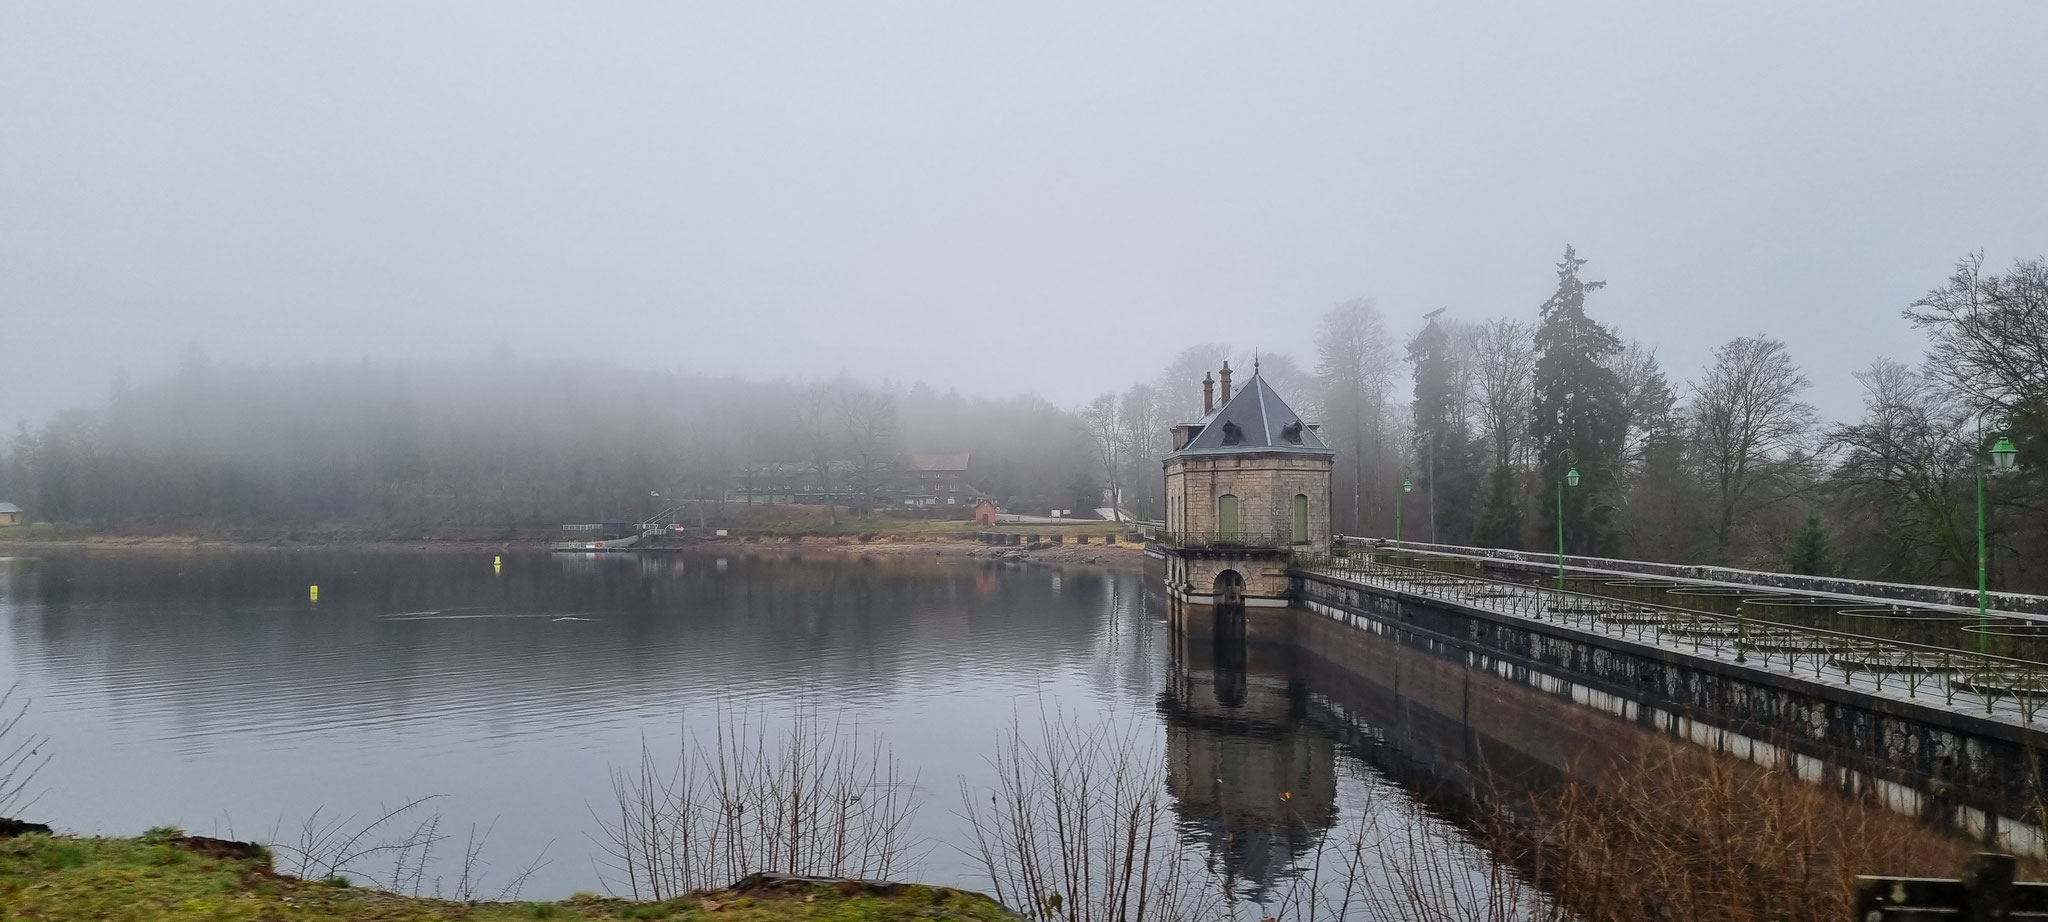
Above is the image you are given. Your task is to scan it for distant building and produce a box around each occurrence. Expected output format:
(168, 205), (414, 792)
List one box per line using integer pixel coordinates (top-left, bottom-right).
(725, 453), (984, 515)
(0, 503), (21, 526)
(729, 461), (811, 505)
(972, 500), (999, 525)
(901, 453), (977, 509)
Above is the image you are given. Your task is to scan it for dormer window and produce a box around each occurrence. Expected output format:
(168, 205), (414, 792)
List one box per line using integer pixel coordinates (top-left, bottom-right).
(1220, 421), (1244, 445)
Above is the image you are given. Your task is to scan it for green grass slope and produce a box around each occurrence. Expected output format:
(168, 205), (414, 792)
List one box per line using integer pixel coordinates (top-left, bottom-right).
(0, 832), (1020, 922)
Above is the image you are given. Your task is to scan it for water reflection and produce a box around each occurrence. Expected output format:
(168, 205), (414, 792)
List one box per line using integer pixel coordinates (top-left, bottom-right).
(7, 552), (1143, 747)
(0, 550), (1516, 909)
(1160, 637), (1340, 901)
(0, 551), (1172, 897)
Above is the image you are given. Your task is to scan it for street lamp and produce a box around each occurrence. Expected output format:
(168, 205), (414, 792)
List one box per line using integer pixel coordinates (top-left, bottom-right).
(1397, 474), (1413, 550)
(1977, 428), (2021, 647)
(1556, 451), (1581, 582)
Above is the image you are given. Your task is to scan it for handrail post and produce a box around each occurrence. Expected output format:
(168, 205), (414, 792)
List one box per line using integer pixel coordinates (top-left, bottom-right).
(1978, 453), (1990, 655)
(1965, 851), (2015, 922)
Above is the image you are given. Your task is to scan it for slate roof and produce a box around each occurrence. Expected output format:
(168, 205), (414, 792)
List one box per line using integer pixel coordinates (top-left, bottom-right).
(0, 503), (19, 514)
(1170, 373), (1333, 457)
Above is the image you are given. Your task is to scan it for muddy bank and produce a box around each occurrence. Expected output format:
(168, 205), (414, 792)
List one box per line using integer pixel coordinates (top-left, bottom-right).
(820, 538), (1146, 573)
(0, 535), (534, 554)
(0, 534), (1152, 574)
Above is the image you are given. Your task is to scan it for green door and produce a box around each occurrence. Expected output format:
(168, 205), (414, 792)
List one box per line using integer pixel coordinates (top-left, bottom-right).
(1218, 494), (1238, 537)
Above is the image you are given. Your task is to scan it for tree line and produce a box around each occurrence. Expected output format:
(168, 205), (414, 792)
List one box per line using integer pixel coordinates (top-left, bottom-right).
(1080, 248), (2046, 593)
(0, 350), (1100, 536)
(4, 247), (2041, 592)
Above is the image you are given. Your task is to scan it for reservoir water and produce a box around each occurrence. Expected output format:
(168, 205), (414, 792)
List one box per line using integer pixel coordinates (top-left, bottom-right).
(0, 549), (1508, 910)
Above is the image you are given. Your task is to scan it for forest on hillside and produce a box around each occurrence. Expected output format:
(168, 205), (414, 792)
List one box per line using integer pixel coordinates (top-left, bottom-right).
(0, 354), (1099, 535)
(3, 248), (2043, 592)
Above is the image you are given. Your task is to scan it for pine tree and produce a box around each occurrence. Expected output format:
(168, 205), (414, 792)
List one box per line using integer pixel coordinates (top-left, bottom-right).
(1531, 246), (1627, 556)
(1784, 510), (1840, 576)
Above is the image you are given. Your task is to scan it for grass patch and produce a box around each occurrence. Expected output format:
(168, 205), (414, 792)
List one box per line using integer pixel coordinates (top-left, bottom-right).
(0, 833), (1020, 921)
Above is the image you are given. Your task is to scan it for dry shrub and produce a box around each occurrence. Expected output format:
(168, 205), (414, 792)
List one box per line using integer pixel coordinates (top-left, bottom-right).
(592, 705), (920, 900)
(961, 709), (1231, 922)
(0, 684), (50, 818)
(1492, 734), (2016, 922)
(1267, 801), (1548, 922)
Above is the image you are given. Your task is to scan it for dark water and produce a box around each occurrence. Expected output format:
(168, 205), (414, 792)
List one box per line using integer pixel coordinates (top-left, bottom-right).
(0, 549), (1500, 906)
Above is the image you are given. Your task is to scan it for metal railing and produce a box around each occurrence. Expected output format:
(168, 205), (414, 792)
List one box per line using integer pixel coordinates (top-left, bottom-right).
(1294, 551), (2048, 724)
(1854, 852), (2040, 919)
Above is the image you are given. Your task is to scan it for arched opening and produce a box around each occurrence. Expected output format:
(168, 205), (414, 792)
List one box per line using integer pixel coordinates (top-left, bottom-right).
(1292, 493), (1309, 544)
(1217, 494), (1239, 537)
(1210, 569), (1247, 670)
(1213, 569), (1245, 610)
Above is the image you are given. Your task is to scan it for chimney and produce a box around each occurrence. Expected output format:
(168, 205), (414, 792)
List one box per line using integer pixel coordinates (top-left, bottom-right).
(1202, 373), (1215, 414)
(1219, 361), (1233, 404)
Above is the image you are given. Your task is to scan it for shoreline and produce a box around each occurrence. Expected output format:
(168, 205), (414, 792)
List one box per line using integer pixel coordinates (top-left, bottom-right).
(815, 537), (1147, 573)
(0, 534), (1151, 573)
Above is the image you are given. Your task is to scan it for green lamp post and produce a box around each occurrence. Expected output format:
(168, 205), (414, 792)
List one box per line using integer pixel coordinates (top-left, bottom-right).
(1396, 474), (1413, 550)
(1556, 452), (1581, 581)
(1977, 430), (2020, 649)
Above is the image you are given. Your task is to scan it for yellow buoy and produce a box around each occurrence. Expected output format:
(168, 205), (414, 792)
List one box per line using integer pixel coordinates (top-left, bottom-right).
(309, 585), (320, 601)
(493, 555), (503, 574)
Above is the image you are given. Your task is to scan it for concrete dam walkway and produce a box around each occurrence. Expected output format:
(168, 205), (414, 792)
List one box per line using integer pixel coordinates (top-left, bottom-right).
(1279, 545), (2048, 855)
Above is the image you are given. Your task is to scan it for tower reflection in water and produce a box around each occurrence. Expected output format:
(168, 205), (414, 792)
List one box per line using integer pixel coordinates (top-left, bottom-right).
(1158, 630), (1339, 901)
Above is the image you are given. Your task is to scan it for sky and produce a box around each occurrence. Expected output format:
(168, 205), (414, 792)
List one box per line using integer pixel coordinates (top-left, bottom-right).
(4, 1), (2046, 428)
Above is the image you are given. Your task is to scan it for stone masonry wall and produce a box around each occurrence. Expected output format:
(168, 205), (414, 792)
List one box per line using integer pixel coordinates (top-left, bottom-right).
(1165, 452), (1332, 549)
(1292, 569), (2048, 853)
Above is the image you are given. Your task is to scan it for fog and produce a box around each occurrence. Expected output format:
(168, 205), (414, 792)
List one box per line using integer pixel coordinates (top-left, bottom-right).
(6, 2), (2046, 427)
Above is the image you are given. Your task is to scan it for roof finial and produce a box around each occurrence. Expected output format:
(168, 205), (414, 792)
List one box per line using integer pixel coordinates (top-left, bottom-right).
(1254, 349), (1260, 375)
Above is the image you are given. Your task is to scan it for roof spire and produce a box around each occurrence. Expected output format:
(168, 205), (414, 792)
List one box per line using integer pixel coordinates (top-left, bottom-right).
(1254, 349), (1260, 375)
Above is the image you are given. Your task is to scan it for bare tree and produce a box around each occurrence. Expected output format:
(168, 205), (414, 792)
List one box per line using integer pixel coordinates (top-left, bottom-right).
(1687, 335), (1817, 563)
(1115, 384), (1162, 520)
(1904, 253), (2048, 429)
(1828, 359), (1975, 582)
(1316, 298), (1398, 534)
(837, 383), (900, 517)
(1609, 338), (1678, 477)
(1080, 393), (1121, 520)
(1153, 343), (1230, 424)
(796, 383), (841, 525)
(1468, 318), (1536, 471)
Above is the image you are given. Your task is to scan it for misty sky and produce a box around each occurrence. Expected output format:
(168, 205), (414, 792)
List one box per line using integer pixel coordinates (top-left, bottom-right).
(5, 2), (2045, 428)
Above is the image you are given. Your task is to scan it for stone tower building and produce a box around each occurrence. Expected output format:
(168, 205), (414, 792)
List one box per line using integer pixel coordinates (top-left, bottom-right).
(1160, 361), (1334, 633)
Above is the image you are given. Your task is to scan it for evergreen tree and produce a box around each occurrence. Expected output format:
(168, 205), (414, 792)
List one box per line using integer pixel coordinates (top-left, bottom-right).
(1407, 314), (1480, 543)
(1470, 464), (1524, 549)
(1784, 510), (1840, 576)
(1531, 246), (1627, 556)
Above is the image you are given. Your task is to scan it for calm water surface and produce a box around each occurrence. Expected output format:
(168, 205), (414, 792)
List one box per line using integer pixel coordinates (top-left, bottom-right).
(0, 549), (1498, 906)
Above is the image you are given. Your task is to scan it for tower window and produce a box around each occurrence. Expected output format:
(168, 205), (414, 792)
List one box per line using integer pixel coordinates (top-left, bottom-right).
(1293, 493), (1308, 543)
(1218, 494), (1238, 536)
